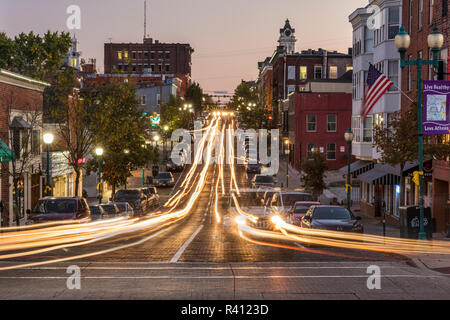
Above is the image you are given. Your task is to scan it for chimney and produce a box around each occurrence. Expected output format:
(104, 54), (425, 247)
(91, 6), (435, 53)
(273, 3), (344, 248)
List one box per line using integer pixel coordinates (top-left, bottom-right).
(143, 38), (153, 44)
(155, 40), (159, 44)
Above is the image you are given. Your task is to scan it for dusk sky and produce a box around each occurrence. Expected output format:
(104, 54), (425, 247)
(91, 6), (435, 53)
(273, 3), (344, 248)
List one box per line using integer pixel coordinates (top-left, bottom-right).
(1, 0), (367, 93)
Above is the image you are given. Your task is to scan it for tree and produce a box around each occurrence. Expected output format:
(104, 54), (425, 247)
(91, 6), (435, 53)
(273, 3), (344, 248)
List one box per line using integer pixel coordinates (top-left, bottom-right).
(45, 68), (97, 197)
(87, 81), (153, 195)
(231, 82), (268, 129)
(185, 82), (204, 115)
(0, 31), (72, 83)
(161, 94), (192, 131)
(373, 109), (418, 206)
(301, 152), (328, 201)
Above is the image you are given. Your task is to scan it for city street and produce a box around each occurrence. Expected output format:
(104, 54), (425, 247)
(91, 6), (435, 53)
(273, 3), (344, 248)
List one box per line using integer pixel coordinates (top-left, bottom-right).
(0, 116), (449, 300)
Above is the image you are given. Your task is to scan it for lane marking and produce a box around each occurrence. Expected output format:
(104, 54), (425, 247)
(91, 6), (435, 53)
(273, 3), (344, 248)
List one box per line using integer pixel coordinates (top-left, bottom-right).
(170, 225), (204, 263)
(0, 275), (442, 280)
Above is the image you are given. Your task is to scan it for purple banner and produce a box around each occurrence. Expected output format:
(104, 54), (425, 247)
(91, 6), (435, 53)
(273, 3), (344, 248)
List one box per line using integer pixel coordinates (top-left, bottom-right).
(423, 81), (450, 135)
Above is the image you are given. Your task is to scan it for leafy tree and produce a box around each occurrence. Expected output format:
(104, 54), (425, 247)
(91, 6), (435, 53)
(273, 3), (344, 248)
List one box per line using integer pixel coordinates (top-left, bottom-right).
(87, 81), (153, 194)
(0, 31), (72, 83)
(45, 68), (97, 196)
(301, 152), (328, 200)
(185, 82), (203, 115)
(231, 82), (268, 129)
(373, 109), (418, 206)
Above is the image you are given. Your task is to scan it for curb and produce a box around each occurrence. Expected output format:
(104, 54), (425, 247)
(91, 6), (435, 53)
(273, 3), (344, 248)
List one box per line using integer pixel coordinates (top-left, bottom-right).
(408, 257), (450, 277)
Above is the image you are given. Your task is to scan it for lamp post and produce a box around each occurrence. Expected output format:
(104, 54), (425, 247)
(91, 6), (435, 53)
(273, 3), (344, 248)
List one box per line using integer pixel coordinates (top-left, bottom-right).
(163, 126), (169, 160)
(43, 133), (54, 197)
(95, 147), (103, 204)
(284, 138), (290, 188)
(395, 25), (443, 240)
(344, 128), (354, 212)
(124, 149), (129, 189)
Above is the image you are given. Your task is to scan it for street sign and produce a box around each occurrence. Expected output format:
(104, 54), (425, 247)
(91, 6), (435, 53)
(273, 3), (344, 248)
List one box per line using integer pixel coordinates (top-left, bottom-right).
(423, 81), (450, 135)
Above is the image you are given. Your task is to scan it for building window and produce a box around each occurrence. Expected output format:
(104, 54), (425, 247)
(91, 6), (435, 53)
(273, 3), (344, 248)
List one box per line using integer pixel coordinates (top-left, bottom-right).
(307, 143), (315, 160)
(118, 52), (122, 60)
(158, 51), (163, 59)
(288, 65), (296, 80)
(132, 65), (136, 72)
(150, 52), (155, 59)
(409, 0), (413, 33)
(326, 143), (336, 160)
(132, 52), (136, 60)
(352, 116), (361, 142)
(329, 66), (338, 79)
(419, 0), (424, 30)
(141, 95), (146, 105)
(287, 86), (296, 95)
(158, 64), (162, 72)
(144, 52), (149, 59)
(388, 60), (399, 91)
(388, 7), (400, 39)
(314, 66), (322, 79)
(156, 94), (161, 105)
(363, 116), (373, 142)
(327, 114), (337, 132)
(364, 26), (374, 53)
(300, 66), (307, 80)
(374, 113), (384, 128)
(165, 51), (170, 59)
(165, 64), (170, 72)
(307, 114), (317, 132)
(151, 64), (155, 72)
(346, 66), (353, 72)
(31, 130), (40, 155)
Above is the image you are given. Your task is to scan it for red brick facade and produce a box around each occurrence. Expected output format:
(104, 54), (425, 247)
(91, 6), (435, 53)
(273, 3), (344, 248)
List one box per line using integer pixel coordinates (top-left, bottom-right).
(290, 92), (355, 171)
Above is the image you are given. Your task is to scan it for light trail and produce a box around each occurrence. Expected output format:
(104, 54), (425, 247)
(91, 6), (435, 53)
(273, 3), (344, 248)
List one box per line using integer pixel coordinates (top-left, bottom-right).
(0, 114), (221, 268)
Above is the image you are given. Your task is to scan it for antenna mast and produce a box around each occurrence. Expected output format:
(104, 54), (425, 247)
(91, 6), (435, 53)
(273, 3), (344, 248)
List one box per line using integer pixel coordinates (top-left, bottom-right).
(144, 0), (147, 39)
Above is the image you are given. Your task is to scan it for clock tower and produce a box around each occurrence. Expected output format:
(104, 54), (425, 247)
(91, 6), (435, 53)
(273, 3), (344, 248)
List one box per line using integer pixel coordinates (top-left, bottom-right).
(278, 19), (296, 54)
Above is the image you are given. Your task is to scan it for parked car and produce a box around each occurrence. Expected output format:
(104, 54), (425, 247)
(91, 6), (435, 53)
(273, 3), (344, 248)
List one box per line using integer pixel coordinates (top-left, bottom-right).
(27, 197), (90, 224)
(154, 172), (175, 187)
(251, 175), (276, 189)
(301, 206), (364, 233)
(89, 205), (109, 221)
(139, 187), (158, 208)
(289, 201), (321, 226)
(280, 191), (314, 214)
(99, 203), (121, 218)
(114, 202), (134, 218)
(113, 189), (148, 215)
(166, 158), (184, 172)
(147, 186), (160, 207)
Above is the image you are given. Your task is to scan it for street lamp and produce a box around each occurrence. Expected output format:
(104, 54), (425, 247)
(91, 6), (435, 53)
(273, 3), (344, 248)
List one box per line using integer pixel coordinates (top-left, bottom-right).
(344, 129), (354, 212)
(284, 139), (290, 188)
(395, 25), (443, 240)
(95, 147), (104, 204)
(43, 133), (54, 197)
(163, 126), (169, 160)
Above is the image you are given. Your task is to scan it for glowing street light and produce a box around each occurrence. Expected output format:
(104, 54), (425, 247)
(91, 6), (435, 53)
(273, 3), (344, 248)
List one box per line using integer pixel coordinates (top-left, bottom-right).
(43, 133), (54, 196)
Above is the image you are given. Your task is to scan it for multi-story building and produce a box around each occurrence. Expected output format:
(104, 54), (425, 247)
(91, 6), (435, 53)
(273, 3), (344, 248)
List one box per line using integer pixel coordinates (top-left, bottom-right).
(285, 72), (354, 171)
(400, 0), (449, 234)
(104, 38), (193, 78)
(0, 69), (48, 226)
(348, 0), (405, 220)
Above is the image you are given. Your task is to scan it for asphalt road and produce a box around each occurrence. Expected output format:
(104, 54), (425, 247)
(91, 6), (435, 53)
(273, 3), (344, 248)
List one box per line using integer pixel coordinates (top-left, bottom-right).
(0, 119), (449, 300)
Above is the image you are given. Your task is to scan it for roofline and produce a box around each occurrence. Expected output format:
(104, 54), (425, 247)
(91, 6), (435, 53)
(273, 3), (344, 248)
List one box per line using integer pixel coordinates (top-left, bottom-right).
(0, 69), (50, 87)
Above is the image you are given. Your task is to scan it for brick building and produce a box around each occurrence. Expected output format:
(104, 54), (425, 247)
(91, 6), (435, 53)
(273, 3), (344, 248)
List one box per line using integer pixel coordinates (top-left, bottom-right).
(0, 69), (49, 226)
(285, 74), (354, 171)
(104, 38), (193, 78)
(400, 0), (450, 234)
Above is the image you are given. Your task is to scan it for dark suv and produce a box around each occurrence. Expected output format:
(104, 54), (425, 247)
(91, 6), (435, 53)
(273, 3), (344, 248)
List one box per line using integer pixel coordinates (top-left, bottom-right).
(113, 189), (148, 216)
(27, 197), (91, 224)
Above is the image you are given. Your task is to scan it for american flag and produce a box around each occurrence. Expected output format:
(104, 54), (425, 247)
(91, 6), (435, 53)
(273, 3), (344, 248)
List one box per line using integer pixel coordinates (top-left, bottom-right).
(361, 64), (393, 119)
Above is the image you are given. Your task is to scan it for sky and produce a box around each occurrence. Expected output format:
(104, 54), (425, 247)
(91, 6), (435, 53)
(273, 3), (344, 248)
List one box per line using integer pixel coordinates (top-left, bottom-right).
(0, 0), (368, 94)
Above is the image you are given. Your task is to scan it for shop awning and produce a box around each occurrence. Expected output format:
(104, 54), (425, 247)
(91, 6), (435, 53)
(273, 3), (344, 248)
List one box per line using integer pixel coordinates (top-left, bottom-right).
(358, 164), (400, 185)
(0, 139), (13, 163)
(339, 160), (375, 178)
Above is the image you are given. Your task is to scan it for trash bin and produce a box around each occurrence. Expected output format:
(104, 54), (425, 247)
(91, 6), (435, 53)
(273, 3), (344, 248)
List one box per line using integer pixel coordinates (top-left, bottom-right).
(152, 165), (159, 177)
(399, 206), (433, 239)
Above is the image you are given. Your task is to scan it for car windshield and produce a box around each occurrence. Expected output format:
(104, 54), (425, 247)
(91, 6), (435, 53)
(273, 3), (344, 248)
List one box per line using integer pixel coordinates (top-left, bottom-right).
(115, 190), (140, 199)
(101, 205), (117, 214)
(293, 205), (312, 214)
(158, 173), (172, 179)
(33, 199), (77, 214)
(115, 203), (126, 211)
(90, 206), (102, 215)
(283, 193), (313, 206)
(313, 207), (353, 220)
(255, 176), (273, 183)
